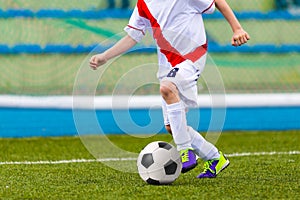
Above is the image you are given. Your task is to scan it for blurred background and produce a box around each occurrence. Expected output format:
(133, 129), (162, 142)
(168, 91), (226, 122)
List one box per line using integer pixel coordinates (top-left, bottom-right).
(0, 0), (299, 136)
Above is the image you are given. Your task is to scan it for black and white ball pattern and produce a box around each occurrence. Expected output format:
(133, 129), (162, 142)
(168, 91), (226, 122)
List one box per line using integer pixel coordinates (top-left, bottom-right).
(137, 141), (182, 185)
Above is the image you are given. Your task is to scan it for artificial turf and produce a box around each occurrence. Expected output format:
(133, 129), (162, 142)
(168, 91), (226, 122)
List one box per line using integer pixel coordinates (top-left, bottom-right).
(0, 131), (299, 199)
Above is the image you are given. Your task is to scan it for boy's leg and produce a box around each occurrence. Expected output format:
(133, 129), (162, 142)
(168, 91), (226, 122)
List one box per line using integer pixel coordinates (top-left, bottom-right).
(187, 126), (220, 160)
(163, 108), (230, 177)
(160, 60), (204, 173)
(160, 81), (191, 149)
(160, 81), (197, 173)
(162, 103), (220, 160)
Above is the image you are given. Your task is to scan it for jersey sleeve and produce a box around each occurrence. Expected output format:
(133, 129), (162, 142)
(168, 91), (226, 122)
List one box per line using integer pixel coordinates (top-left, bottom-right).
(124, 6), (148, 43)
(190, 0), (215, 14)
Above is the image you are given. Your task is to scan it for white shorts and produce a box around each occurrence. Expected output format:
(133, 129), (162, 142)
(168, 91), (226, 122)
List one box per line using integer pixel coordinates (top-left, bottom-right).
(159, 54), (207, 125)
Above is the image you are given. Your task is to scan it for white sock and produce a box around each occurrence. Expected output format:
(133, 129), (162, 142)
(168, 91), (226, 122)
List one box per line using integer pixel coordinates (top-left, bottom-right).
(166, 101), (192, 150)
(187, 126), (220, 160)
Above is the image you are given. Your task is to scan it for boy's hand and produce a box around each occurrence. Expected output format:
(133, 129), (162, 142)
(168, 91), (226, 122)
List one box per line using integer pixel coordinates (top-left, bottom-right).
(89, 54), (107, 70)
(232, 29), (250, 47)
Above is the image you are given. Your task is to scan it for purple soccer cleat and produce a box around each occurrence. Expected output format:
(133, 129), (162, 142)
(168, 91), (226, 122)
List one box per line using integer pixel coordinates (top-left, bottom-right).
(180, 148), (198, 173)
(197, 151), (230, 178)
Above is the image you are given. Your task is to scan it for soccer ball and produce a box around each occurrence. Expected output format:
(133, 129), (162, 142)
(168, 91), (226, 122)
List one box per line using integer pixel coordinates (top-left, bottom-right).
(137, 141), (182, 185)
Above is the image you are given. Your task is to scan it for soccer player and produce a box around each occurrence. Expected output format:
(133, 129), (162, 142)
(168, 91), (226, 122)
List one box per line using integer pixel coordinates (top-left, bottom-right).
(90, 0), (250, 178)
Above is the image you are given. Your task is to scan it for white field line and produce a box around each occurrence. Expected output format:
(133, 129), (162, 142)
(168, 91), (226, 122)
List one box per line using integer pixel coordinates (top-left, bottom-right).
(0, 151), (299, 165)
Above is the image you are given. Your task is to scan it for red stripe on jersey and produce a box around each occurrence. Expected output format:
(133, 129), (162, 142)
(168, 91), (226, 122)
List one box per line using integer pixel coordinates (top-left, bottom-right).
(137, 0), (207, 67)
(184, 43), (207, 62)
(202, 0), (215, 14)
(127, 24), (145, 35)
(137, 0), (184, 66)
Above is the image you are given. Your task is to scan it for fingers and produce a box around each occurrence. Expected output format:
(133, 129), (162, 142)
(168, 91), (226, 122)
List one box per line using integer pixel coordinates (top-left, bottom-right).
(89, 55), (107, 70)
(89, 56), (99, 70)
(232, 36), (247, 46)
(232, 31), (250, 47)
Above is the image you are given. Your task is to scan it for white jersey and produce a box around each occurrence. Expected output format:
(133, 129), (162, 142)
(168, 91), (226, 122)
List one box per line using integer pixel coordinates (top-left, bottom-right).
(124, 0), (215, 70)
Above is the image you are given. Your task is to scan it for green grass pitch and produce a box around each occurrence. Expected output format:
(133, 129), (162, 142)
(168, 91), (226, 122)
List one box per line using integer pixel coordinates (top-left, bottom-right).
(0, 131), (299, 199)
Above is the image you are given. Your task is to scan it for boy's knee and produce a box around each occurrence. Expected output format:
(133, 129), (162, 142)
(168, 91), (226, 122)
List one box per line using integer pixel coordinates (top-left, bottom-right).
(160, 81), (178, 98)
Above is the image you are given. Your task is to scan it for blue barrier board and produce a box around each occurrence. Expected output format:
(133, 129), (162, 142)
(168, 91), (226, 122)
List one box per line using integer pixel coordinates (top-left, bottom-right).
(0, 106), (299, 138)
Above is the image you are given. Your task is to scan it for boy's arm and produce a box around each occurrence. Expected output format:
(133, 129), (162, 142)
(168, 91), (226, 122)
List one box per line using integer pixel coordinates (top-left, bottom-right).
(89, 34), (137, 70)
(215, 0), (250, 46)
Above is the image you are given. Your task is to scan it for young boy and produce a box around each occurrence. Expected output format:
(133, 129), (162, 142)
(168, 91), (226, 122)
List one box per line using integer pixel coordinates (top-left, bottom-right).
(90, 0), (250, 178)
